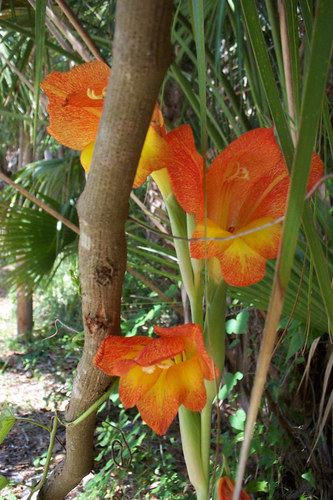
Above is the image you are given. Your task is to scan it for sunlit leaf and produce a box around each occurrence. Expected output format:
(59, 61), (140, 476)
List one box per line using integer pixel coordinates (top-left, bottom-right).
(0, 404), (16, 445)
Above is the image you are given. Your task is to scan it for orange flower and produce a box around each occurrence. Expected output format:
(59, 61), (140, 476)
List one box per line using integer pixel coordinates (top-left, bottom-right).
(217, 477), (251, 500)
(41, 60), (109, 151)
(166, 126), (324, 287)
(94, 324), (217, 435)
(41, 61), (171, 187)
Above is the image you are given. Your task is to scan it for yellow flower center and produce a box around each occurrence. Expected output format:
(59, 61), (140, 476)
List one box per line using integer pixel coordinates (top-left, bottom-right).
(141, 351), (187, 374)
(227, 162), (249, 182)
(87, 87), (107, 100)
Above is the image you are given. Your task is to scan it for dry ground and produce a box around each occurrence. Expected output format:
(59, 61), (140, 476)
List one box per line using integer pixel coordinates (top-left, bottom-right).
(0, 294), (88, 499)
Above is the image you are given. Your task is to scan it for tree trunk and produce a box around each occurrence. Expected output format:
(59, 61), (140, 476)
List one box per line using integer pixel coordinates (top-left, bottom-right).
(17, 285), (33, 340)
(17, 127), (33, 341)
(38, 2), (173, 499)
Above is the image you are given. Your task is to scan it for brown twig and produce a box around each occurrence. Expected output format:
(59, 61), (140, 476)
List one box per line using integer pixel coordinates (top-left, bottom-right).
(55, 0), (107, 62)
(0, 171), (80, 235)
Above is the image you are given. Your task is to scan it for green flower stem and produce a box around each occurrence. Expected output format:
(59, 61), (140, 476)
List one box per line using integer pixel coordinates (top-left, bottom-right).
(178, 405), (208, 500)
(59, 382), (116, 428)
(187, 212), (204, 279)
(189, 269), (204, 326)
(201, 278), (228, 491)
(200, 394), (213, 488)
(204, 278), (228, 374)
(164, 194), (198, 304)
(187, 212), (204, 326)
(164, 195), (210, 498)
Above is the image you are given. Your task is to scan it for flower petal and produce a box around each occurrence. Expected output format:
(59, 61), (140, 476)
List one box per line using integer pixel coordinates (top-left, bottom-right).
(166, 125), (204, 220)
(119, 364), (161, 408)
(217, 477), (251, 500)
(167, 356), (208, 411)
(41, 61), (110, 151)
(45, 104), (101, 151)
(93, 335), (150, 376)
(135, 336), (185, 366)
(95, 324), (217, 435)
(135, 356), (209, 435)
(41, 60), (110, 101)
(220, 238), (267, 287)
(191, 217), (281, 286)
(153, 324), (217, 381)
(190, 218), (232, 262)
(136, 369), (179, 435)
(151, 168), (172, 198)
(307, 152), (324, 192)
(133, 126), (172, 188)
(207, 127), (282, 226)
(240, 217), (282, 259)
(80, 141), (95, 173)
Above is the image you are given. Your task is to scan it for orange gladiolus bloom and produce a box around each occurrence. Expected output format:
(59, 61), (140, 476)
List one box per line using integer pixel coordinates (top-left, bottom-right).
(217, 477), (251, 500)
(94, 324), (217, 435)
(41, 60), (170, 187)
(166, 126), (324, 287)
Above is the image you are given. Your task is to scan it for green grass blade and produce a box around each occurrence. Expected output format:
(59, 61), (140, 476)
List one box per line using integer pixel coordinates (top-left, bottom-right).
(302, 204), (333, 331)
(285, 0), (301, 120)
(241, 0), (294, 165)
(169, 62), (226, 149)
(33, 0), (47, 149)
(189, 0), (207, 156)
(264, 0), (286, 103)
(0, 107), (48, 124)
(279, 0), (333, 291)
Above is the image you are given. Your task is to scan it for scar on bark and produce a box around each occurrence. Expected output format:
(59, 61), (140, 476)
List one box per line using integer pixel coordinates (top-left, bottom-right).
(85, 314), (112, 335)
(95, 258), (115, 286)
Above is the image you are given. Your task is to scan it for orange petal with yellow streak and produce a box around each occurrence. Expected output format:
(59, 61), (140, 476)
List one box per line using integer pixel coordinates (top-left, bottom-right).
(190, 219), (232, 262)
(119, 364), (161, 408)
(136, 369), (179, 435)
(207, 128), (282, 224)
(190, 218), (279, 286)
(166, 356), (209, 411)
(136, 354), (212, 435)
(235, 157), (289, 227)
(153, 324), (217, 381)
(220, 238), (268, 287)
(240, 217), (282, 259)
(166, 125), (204, 220)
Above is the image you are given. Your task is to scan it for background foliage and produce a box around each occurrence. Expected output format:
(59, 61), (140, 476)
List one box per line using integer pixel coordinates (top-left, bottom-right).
(0, 0), (332, 498)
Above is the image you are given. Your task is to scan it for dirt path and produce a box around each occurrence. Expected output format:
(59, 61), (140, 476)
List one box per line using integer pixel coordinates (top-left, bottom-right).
(0, 296), (85, 499)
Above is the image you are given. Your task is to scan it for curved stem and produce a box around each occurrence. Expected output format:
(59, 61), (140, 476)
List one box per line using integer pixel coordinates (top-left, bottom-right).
(60, 383), (116, 428)
(28, 416), (58, 499)
(15, 417), (51, 433)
